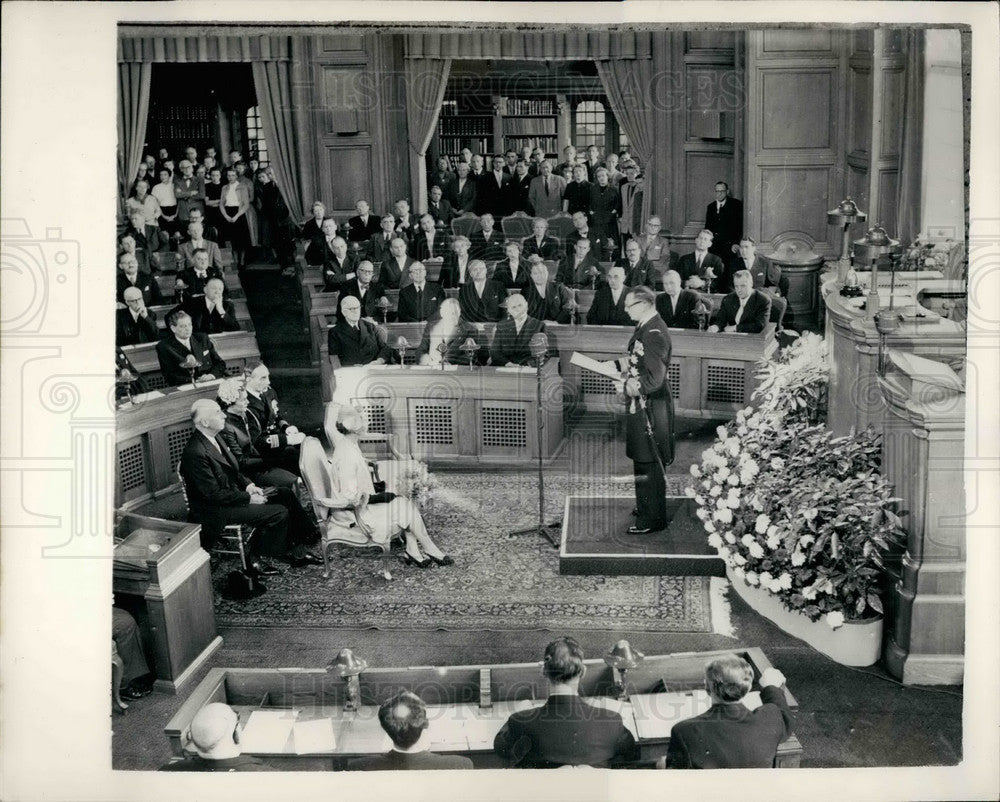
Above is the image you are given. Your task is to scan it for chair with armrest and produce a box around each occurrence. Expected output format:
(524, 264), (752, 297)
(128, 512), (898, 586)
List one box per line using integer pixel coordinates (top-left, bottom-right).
(176, 463), (254, 573)
(322, 401), (420, 487)
(450, 212), (482, 241)
(501, 211), (534, 243)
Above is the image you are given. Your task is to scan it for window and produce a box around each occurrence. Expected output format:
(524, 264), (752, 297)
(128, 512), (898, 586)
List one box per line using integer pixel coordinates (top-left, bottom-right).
(573, 100), (606, 151)
(245, 106), (269, 168)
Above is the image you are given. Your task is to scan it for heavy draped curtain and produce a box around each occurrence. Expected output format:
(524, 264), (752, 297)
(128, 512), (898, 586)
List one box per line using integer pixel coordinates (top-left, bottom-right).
(405, 57), (452, 214)
(895, 28), (925, 245)
(117, 63), (151, 213)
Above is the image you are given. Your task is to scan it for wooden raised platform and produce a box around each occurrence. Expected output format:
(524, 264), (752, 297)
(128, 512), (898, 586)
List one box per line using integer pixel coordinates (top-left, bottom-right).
(560, 496), (725, 577)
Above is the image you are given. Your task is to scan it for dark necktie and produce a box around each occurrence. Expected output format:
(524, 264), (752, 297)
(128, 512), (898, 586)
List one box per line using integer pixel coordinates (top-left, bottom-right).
(545, 177), (550, 196)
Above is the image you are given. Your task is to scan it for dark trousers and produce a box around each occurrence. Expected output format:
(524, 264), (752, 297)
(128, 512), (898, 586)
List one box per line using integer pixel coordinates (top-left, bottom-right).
(633, 460), (666, 529)
(199, 502), (289, 559)
(112, 607), (150, 684)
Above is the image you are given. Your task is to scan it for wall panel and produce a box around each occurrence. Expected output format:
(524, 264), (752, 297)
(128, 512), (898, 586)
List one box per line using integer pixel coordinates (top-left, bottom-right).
(760, 71), (833, 150)
(761, 29), (834, 55)
(685, 152), (734, 227)
(758, 166), (832, 243)
(324, 145), (374, 210)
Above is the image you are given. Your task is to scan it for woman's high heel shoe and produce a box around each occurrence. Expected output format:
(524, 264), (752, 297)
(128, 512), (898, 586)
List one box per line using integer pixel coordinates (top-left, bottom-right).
(399, 552), (431, 568)
(427, 554), (454, 567)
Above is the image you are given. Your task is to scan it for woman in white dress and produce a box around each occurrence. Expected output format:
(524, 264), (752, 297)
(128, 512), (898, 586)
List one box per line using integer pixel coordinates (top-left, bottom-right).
(418, 298), (486, 366)
(320, 408), (453, 568)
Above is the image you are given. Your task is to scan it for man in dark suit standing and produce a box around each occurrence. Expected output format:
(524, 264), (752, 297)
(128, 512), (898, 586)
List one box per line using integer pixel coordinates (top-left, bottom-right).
(656, 270), (700, 329)
(179, 399), (321, 574)
(677, 229), (725, 291)
(409, 213), (449, 262)
(478, 154), (512, 218)
(183, 277), (240, 334)
(705, 181), (744, 260)
(709, 270), (771, 334)
(156, 310), (226, 386)
(458, 260), (507, 323)
(117, 287), (160, 346)
(489, 293), (547, 366)
(617, 238), (658, 290)
(469, 213), (505, 262)
(426, 184), (454, 226)
(521, 217), (561, 261)
(723, 237), (788, 324)
(619, 286), (674, 534)
(339, 261), (387, 319)
(347, 200), (380, 244)
(349, 692), (473, 771)
(506, 159), (534, 214)
(494, 637), (638, 768)
(663, 656), (793, 769)
(587, 265), (631, 326)
(447, 161), (477, 215)
(396, 262), (443, 323)
(328, 295), (392, 368)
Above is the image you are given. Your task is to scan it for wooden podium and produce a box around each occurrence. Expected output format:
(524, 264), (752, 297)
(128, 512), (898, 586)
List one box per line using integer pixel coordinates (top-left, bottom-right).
(113, 513), (222, 694)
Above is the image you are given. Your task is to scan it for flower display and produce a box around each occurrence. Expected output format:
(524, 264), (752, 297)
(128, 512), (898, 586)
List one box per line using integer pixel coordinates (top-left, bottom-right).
(690, 333), (902, 624)
(400, 462), (437, 508)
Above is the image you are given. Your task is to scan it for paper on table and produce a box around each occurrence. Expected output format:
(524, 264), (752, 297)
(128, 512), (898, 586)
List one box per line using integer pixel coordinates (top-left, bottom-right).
(570, 352), (621, 380)
(630, 690), (711, 740)
(462, 700), (539, 750)
(340, 710), (391, 752)
(239, 709), (298, 754)
(742, 691), (763, 711)
(292, 718), (337, 754)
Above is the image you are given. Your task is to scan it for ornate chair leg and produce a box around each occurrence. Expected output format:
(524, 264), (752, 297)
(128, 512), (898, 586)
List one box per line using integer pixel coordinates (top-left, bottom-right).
(321, 537), (331, 579)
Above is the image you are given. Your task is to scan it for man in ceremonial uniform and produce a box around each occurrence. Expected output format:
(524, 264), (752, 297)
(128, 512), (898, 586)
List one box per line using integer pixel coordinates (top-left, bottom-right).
(328, 295), (392, 368)
(244, 363), (306, 475)
(619, 286), (674, 534)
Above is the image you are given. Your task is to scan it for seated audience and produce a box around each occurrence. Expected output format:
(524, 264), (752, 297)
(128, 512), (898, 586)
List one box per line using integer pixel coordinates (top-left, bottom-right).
(527, 160), (566, 219)
(328, 295), (392, 368)
(120, 211), (162, 274)
(396, 262), (443, 323)
(489, 293), (547, 366)
(521, 217), (561, 262)
(348, 691), (473, 771)
(347, 199), (381, 243)
(367, 213), (400, 268)
(176, 249), (224, 305)
(179, 399), (321, 574)
(339, 260), (387, 319)
(126, 179), (162, 231)
(661, 656), (792, 769)
(322, 236), (359, 293)
(428, 155), (457, 200)
(723, 237), (788, 325)
(458, 260), (507, 323)
(635, 216), (676, 270)
(709, 270), (771, 334)
(559, 237), (602, 288)
(301, 202), (328, 263)
(183, 277), (240, 334)
(307, 217), (339, 274)
(469, 213), (505, 262)
(116, 252), (164, 306)
(494, 240), (531, 290)
(418, 298), (487, 366)
(161, 703), (269, 772)
(656, 270), (701, 329)
(156, 310), (226, 386)
(380, 236), (416, 290)
(393, 199), (416, 239)
(617, 238), (658, 289)
(409, 213), (449, 261)
(523, 257), (574, 323)
(184, 207), (219, 246)
(112, 607), (154, 700)
(439, 235), (473, 288)
(494, 636), (638, 768)
(677, 229), (725, 290)
(426, 184), (454, 226)
(116, 286), (160, 346)
(178, 221), (225, 272)
(586, 265), (631, 326)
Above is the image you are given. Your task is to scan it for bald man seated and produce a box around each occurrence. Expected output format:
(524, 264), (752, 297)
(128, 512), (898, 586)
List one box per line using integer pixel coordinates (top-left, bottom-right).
(116, 286), (159, 346)
(161, 703), (269, 772)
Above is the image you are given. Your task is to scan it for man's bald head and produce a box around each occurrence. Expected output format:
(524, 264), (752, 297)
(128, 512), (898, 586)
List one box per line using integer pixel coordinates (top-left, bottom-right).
(186, 703), (240, 757)
(122, 286), (143, 303)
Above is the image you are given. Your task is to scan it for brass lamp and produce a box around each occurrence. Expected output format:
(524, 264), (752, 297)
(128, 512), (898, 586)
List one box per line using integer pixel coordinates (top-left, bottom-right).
(604, 639), (644, 701)
(827, 197), (867, 283)
(852, 225), (900, 318)
(328, 648), (368, 711)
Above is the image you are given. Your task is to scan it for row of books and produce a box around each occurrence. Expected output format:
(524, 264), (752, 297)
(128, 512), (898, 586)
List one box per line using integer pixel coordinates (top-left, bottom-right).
(504, 135), (557, 152)
(503, 98), (555, 116)
(437, 136), (492, 155)
(438, 117), (493, 136)
(503, 117), (557, 136)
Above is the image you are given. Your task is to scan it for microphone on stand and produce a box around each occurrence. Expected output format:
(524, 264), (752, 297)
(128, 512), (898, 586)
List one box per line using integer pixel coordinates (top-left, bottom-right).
(436, 340), (448, 370)
(395, 335), (410, 366)
(529, 331), (548, 367)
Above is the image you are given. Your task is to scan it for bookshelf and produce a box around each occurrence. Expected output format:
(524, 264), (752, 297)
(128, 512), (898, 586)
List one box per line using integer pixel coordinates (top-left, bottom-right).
(434, 95), (563, 164)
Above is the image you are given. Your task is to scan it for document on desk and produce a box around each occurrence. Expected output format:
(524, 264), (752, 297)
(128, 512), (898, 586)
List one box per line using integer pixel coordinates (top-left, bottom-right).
(292, 718), (337, 754)
(630, 691), (711, 740)
(340, 709), (391, 753)
(462, 700), (539, 750)
(570, 352), (621, 379)
(239, 709), (299, 754)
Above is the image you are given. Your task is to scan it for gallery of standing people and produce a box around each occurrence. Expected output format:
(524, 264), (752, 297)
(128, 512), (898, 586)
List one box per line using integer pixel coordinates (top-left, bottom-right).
(111, 23), (971, 774)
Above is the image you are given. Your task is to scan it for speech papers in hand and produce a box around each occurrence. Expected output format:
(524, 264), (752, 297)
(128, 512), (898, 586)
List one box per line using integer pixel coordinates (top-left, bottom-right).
(570, 352), (622, 380)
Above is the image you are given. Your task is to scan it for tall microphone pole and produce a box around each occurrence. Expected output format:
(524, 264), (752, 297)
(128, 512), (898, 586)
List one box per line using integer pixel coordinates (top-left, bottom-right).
(508, 331), (560, 549)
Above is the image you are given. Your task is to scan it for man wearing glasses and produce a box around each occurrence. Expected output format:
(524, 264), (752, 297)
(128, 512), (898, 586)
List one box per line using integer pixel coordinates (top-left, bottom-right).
(339, 260), (387, 319)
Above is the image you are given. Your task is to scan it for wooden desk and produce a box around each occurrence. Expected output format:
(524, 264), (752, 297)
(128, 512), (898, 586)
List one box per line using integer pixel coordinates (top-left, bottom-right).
(114, 513), (221, 694)
(332, 361), (563, 464)
(165, 648), (802, 768)
(120, 330), (261, 390)
(155, 270), (244, 301)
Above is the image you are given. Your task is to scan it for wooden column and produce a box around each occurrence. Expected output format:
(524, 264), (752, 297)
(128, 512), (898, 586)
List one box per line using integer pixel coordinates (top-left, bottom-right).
(864, 30), (905, 234)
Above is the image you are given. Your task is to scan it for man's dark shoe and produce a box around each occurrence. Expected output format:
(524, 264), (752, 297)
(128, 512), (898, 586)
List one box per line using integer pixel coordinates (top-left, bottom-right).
(627, 523), (664, 535)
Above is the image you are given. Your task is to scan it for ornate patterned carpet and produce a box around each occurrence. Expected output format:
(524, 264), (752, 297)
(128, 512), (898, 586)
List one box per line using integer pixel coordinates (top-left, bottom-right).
(213, 471), (712, 632)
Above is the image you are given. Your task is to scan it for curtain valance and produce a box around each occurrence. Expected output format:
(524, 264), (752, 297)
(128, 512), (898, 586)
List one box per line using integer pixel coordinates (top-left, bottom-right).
(405, 29), (652, 60)
(118, 34), (291, 63)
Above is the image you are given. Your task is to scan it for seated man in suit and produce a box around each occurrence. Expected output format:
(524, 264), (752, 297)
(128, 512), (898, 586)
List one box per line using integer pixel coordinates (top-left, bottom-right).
(587, 265), (631, 326)
(120, 210), (162, 274)
(184, 277), (240, 334)
(559, 237), (603, 288)
(459, 259), (507, 323)
(470, 213), (506, 262)
(521, 217), (562, 262)
(634, 216), (676, 271)
(176, 248), (225, 306)
(305, 217), (340, 272)
(494, 240), (531, 290)
(723, 236), (788, 325)
(117, 286), (160, 346)
(116, 251), (164, 307)
(489, 293), (547, 366)
(677, 229), (725, 291)
(396, 262), (444, 323)
(328, 295), (392, 368)
(366, 213), (399, 267)
(617, 237), (658, 289)
(178, 221), (224, 272)
(709, 270), (771, 334)
(301, 202), (328, 264)
(655, 270), (700, 329)
(348, 692), (474, 771)
(380, 236), (416, 290)
(426, 184), (454, 226)
(322, 236), (359, 293)
(155, 310), (226, 386)
(564, 210), (602, 262)
(527, 159), (566, 219)
(662, 655), (792, 769)
(409, 213), (449, 262)
(393, 199), (417, 240)
(339, 260), (387, 319)
(494, 637), (638, 768)
(347, 199), (380, 244)
(523, 257), (574, 324)
(447, 160), (477, 215)
(418, 298), (488, 366)
(440, 235), (473, 288)
(179, 399), (322, 574)
(161, 703), (269, 772)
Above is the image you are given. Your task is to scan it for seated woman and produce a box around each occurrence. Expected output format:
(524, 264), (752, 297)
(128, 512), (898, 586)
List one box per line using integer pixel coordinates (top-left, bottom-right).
(417, 298), (487, 366)
(321, 408), (453, 568)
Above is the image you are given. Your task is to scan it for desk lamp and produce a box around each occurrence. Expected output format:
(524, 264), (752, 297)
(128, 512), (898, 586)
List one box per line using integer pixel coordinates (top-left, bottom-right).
(827, 198), (867, 283)
(604, 640), (644, 701)
(852, 225), (900, 318)
(694, 299), (710, 331)
(329, 648), (368, 712)
(395, 335), (410, 367)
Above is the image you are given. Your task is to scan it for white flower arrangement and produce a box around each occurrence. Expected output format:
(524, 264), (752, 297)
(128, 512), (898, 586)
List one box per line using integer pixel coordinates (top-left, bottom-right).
(400, 462), (437, 508)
